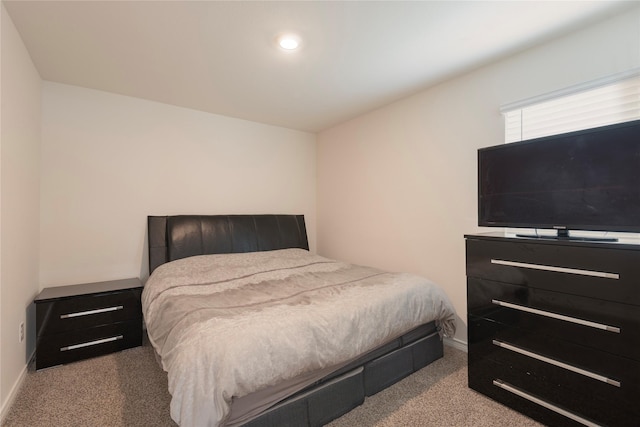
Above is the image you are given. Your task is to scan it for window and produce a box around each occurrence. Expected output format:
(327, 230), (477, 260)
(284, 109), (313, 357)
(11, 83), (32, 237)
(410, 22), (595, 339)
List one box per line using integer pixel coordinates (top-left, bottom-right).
(499, 70), (640, 240)
(502, 70), (640, 143)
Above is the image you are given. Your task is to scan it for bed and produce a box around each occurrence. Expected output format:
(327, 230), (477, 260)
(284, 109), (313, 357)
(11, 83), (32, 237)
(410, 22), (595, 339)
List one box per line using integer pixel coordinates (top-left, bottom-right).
(143, 214), (456, 427)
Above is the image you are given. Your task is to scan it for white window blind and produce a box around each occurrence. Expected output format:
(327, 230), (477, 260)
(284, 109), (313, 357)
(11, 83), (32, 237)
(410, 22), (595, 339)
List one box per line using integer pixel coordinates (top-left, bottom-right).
(503, 72), (640, 143)
(500, 70), (640, 241)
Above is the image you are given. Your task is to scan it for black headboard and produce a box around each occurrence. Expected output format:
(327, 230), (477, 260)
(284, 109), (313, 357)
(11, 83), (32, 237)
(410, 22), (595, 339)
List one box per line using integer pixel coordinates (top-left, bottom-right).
(148, 214), (309, 273)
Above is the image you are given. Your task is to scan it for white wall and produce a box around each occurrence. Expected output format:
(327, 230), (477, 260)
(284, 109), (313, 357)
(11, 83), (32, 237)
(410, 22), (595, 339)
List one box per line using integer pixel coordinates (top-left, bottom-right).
(0, 2), (41, 416)
(317, 6), (640, 345)
(40, 83), (316, 287)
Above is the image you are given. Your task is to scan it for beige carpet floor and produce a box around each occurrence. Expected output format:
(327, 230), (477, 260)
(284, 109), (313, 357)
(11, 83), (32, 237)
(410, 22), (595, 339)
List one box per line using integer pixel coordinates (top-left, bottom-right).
(2, 340), (543, 427)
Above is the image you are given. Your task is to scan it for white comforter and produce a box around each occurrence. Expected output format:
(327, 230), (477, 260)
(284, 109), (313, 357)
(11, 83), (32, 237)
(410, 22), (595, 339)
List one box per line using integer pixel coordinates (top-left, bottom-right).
(142, 249), (456, 427)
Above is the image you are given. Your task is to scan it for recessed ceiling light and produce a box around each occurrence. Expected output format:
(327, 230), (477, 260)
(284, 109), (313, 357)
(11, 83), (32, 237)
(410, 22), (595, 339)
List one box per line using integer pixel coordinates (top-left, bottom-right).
(277, 34), (301, 51)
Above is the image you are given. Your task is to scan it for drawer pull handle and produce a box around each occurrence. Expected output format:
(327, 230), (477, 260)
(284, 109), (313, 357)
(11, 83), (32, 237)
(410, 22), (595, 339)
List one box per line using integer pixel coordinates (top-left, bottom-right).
(60, 335), (123, 351)
(491, 299), (621, 333)
(492, 379), (603, 427)
(493, 340), (621, 387)
(490, 259), (619, 279)
(60, 305), (124, 319)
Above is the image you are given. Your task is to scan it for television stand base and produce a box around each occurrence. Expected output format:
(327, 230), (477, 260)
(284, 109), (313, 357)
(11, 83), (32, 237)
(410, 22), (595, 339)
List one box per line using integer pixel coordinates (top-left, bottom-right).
(515, 232), (618, 243)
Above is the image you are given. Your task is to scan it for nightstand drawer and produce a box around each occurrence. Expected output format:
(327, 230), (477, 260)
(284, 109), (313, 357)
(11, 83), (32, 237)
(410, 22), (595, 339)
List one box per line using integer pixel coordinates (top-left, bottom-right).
(466, 238), (639, 304)
(35, 320), (142, 370)
(468, 278), (639, 360)
(36, 288), (142, 336)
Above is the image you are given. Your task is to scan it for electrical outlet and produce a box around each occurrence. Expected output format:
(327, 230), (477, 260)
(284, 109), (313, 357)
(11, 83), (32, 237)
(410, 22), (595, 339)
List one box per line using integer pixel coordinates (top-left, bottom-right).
(19, 322), (24, 343)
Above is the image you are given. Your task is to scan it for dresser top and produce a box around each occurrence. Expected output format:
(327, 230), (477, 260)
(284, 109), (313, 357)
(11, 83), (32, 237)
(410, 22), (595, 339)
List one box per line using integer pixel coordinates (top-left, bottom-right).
(35, 277), (142, 303)
(465, 232), (640, 251)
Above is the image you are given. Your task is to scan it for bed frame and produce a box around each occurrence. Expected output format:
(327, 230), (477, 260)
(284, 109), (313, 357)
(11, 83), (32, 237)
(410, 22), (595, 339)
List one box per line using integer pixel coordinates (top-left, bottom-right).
(148, 214), (444, 426)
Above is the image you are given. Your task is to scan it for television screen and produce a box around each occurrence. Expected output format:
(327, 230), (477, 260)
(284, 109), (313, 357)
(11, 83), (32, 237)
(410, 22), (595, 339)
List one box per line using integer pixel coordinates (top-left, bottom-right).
(478, 119), (640, 235)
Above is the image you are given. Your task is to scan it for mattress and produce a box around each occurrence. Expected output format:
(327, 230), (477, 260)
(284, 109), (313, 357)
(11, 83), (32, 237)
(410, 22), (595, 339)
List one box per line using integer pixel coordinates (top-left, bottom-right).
(142, 248), (456, 426)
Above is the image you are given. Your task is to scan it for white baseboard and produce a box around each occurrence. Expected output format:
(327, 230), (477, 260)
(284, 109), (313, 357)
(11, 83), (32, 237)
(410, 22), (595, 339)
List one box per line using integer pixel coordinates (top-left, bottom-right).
(0, 353), (33, 424)
(444, 336), (468, 353)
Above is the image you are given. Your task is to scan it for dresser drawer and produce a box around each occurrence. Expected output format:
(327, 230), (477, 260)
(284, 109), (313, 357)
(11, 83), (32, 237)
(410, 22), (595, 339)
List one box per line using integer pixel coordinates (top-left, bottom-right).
(469, 357), (639, 427)
(36, 288), (142, 336)
(468, 278), (639, 360)
(469, 315), (640, 416)
(35, 319), (142, 370)
(466, 238), (639, 304)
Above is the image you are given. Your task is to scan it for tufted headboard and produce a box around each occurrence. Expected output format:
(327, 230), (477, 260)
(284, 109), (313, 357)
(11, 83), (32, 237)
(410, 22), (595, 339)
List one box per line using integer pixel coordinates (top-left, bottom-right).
(148, 214), (309, 273)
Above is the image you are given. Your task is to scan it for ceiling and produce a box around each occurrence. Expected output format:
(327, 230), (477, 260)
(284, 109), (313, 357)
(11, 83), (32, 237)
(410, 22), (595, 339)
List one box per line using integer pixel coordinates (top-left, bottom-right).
(4, 1), (636, 133)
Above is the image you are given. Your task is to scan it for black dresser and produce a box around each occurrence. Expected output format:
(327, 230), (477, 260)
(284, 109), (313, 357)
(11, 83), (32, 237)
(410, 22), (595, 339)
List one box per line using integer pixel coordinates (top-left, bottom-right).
(35, 278), (143, 370)
(466, 233), (640, 427)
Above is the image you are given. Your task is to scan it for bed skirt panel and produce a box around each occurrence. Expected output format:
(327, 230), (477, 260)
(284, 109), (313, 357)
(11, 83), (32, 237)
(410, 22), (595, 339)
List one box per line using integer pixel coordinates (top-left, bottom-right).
(241, 321), (443, 426)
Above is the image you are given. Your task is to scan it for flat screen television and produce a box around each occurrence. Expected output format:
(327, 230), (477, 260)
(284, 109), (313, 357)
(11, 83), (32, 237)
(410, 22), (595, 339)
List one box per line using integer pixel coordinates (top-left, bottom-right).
(478, 119), (640, 240)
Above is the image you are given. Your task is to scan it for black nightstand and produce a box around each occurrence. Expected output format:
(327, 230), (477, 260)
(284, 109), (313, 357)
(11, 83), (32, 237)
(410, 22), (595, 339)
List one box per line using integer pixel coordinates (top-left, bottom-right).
(34, 277), (143, 370)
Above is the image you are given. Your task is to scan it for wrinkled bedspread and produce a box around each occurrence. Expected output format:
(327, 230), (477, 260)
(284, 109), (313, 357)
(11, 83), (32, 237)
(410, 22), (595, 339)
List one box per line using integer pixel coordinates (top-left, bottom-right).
(142, 249), (456, 427)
